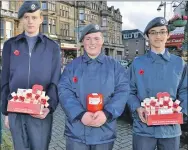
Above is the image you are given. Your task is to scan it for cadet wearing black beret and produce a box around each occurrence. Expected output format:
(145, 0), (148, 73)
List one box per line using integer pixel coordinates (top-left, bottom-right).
(144, 17), (168, 36)
(18, 1), (41, 19)
(79, 24), (102, 42)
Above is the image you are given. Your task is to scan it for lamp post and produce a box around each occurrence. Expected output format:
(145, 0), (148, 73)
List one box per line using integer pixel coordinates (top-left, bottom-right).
(157, 1), (177, 19)
(76, 19), (79, 57)
(157, 1), (167, 18)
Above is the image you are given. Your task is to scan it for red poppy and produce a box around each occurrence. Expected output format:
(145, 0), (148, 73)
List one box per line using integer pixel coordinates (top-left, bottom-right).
(13, 96), (18, 101)
(35, 94), (40, 100)
(150, 101), (156, 107)
(139, 69), (144, 75)
(72, 76), (78, 83)
(19, 96), (25, 102)
(41, 99), (47, 105)
(173, 102), (179, 108)
(14, 50), (20, 56)
(26, 93), (32, 98)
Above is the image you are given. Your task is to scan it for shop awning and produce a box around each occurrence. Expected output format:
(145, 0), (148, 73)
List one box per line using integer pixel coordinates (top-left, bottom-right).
(61, 43), (78, 50)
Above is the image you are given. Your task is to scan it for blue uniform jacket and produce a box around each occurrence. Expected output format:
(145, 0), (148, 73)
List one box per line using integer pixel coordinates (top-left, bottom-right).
(58, 52), (130, 144)
(1, 32), (61, 115)
(127, 50), (187, 138)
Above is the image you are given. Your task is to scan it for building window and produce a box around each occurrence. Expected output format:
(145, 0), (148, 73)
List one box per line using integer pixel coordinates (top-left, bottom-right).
(48, 19), (56, 34)
(116, 51), (122, 60)
(48, 19), (51, 33)
(48, 2), (55, 11)
(61, 23), (69, 37)
(134, 33), (138, 38)
(0, 20), (4, 39)
(6, 21), (13, 39)
(117, 36), (120, 44)
(10, 1), (16, 11)
(42, 16), (48, 33)
(2, 1), (9, 10)
(102, 17), (107, 26)
(136, 49), (139, 55)
(51, 19), (56, 34)
(79, 9), (84, 21)
(41, 2), (47, 10)
(85, 10), (90, 21)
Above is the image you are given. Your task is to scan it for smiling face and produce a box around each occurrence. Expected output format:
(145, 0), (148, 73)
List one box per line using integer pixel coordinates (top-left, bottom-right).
(148, 26), (170, 53)
(82, 32), (104, 58)
(21, 10), (43, 36)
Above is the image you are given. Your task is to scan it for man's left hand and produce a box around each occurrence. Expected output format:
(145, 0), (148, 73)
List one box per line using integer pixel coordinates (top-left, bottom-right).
(90, 111), (107, 127)
(31, 108), (50, 119)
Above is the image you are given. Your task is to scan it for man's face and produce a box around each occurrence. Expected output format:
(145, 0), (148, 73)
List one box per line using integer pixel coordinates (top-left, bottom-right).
(83, 32), (104, 57)
(148, 26), (170, 50)
(21, 10), (43, 35)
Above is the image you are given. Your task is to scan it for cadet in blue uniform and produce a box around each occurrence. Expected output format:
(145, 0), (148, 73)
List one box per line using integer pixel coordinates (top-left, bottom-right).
(58, 24), (130, 150)
(127, 17), (188, 150)
(1, 1), (61, 150)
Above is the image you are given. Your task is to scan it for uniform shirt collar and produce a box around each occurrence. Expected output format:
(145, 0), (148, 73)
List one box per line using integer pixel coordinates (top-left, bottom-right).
(82, 51), (105, 64)
(151, 49), (165, 55)
(15, 32), (45, 43)
(148, 49), (171, 62)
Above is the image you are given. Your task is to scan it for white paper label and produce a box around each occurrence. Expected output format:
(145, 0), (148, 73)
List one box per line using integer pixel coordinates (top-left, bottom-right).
(89, 97), (101, 105)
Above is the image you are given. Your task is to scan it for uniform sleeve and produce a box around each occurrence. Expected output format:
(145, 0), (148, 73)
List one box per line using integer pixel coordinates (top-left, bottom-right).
(1, 41), (11, 116)
(104, 63), (130, 121)
(177, 63), (188, 115)
(127, 63), (141, 113)
(46, 45), (61, 113)
(58, 65), (85, 123)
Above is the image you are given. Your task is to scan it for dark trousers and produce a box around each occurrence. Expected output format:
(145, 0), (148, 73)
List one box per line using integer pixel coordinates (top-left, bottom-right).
(66, 138), (114, 150)
(133, 134), (180, 150)
(8, 113), (53, 150)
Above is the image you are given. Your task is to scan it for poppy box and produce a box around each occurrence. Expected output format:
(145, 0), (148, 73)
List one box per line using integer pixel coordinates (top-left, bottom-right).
(7, 101), (42, 115)
(87, 93), (103, 113)
(7, 84), (49, 115)
(146, 113), (183, 126)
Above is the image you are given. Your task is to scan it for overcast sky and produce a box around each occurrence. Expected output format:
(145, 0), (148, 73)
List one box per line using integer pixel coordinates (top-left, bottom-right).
(107, 2), (174, 32)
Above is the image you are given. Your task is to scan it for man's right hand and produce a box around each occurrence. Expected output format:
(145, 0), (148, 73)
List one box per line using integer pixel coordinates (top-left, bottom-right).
(136, 107), (147, 124)
(4, 116), (10, 129)
(81, 112), (94, 126)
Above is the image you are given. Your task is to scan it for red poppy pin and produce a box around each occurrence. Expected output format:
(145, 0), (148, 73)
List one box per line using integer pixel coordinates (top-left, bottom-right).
(72, 76), (78, 83)
(139, 69), (144, 75)
(14, 50), (20, 56)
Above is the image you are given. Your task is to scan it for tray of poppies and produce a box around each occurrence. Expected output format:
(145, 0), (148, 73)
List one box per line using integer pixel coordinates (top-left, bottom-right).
(141, 92), (183, 126)
(7, 84), (49, 115)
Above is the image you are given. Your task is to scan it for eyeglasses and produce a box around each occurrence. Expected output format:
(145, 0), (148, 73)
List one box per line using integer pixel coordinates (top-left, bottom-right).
(148, 31), (168, 36)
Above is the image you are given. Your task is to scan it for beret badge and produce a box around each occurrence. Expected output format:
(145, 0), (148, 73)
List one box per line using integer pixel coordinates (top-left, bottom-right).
(95, 24), (99, 30)
(31, 4), (36, 10)
(160, 19), (165, 25)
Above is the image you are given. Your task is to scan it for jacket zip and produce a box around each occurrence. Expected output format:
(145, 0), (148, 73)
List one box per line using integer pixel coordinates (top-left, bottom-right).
(28, 43), (36, 88)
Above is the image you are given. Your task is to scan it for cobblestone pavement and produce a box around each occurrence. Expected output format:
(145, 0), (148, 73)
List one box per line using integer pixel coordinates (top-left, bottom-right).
(49, 105), (133, 150)
(1, 105), (188, 150)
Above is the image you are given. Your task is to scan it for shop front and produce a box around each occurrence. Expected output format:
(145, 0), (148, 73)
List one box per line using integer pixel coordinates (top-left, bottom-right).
(61, 43), (78, 64)
(166, 34), (184, 51)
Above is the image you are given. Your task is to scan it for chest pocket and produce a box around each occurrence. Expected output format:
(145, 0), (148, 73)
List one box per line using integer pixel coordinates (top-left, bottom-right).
(10, 42), (29, 71)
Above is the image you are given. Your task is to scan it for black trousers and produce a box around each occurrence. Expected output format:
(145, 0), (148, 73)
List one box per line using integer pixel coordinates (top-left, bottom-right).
(133, 134), (180, 150)
(8, 113), (53, 150)
(66, 138), (114, 150)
